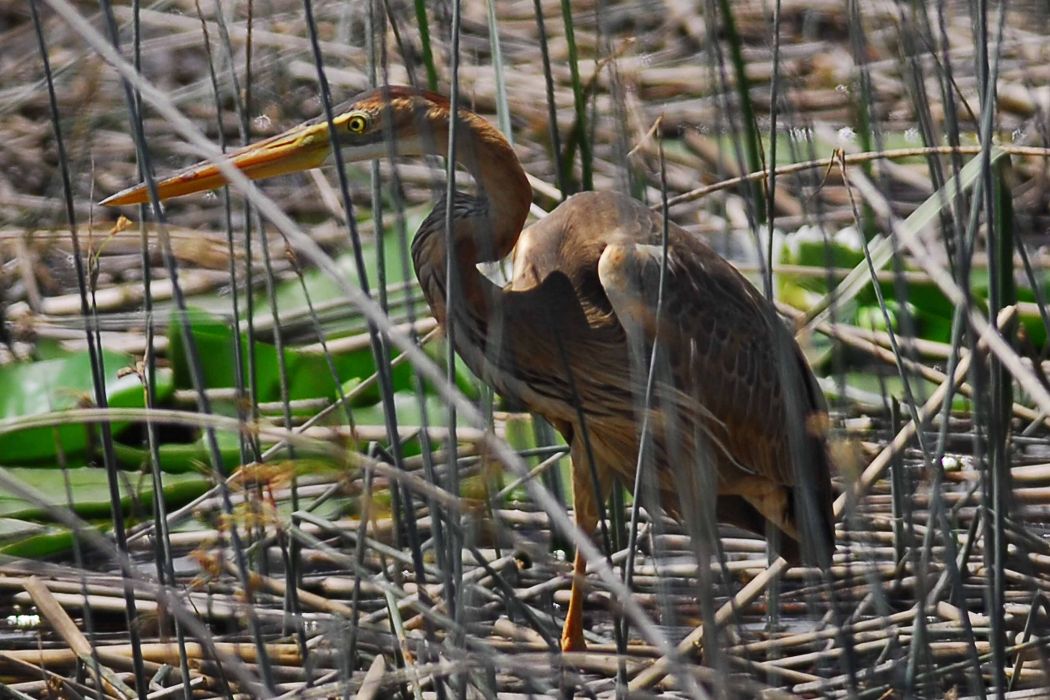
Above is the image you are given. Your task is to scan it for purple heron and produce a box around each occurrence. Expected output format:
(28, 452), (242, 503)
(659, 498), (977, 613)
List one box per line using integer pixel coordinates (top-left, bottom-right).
(103, 86), (834, 652)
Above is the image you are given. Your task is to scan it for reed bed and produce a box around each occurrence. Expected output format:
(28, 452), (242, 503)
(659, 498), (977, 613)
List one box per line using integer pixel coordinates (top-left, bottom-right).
(1, 0), (1050, 697)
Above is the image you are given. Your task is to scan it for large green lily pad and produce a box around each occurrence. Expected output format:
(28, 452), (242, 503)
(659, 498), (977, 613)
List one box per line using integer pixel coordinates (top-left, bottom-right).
(0, 349), (174, 463)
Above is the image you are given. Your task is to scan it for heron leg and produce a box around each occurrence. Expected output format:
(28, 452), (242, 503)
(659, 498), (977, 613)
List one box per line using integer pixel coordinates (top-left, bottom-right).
(561, 546), (590, 652)
(561, 438), (612, 652)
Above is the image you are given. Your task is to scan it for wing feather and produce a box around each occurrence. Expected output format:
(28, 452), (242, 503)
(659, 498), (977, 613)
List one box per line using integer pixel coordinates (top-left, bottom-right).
(593, 199), (833, 560)
(504, 190), (832, 563)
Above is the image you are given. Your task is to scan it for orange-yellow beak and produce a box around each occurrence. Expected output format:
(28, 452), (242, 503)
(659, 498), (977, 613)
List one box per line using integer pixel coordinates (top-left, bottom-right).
(100, 120), (336, 207)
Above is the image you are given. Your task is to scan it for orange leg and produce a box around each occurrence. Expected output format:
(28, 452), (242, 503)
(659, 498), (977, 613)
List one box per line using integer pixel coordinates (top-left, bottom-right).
(560, 547), (589, 651)
(560, 434), (613, 652)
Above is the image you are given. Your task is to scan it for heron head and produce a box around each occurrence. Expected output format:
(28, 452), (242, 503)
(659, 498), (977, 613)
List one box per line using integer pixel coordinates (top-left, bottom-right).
(100, 85), (451, 208)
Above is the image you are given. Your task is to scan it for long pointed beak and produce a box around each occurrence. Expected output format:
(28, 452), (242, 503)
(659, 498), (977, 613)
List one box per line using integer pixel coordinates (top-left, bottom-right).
(100, 120), (335, 207)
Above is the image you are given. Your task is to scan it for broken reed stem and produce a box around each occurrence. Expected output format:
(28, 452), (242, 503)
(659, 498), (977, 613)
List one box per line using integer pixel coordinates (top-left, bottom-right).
(0, 641), (302, 669)
(23, 576), (137, 699)
(661, 144), (1050, 209)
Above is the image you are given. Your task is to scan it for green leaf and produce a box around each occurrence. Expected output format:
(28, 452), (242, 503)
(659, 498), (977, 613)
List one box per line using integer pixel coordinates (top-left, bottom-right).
(796, 147), (1006, 331)
(169, 305), (435, 405)
(0, 523), (99, 559)
(351, 391), (475, 457)
(0, 350), (174, 463)
(169, 307), (283, 400)
(112, 429), (244, 474)
(0, 466), (209, 520)
(0, 517), (48, 545)
(260, 223), (422, 331)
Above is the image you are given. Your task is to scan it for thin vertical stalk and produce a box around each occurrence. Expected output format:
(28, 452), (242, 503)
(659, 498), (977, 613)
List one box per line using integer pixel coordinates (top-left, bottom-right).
(988, 160), (1016, 698)
(444, 3), (465, 696)
(299, 1), (437, 689)
(620, 133), (673, 690)
(974, 2), (1009, 694)
(559, 0), (592, 191)
(764, 0), (782, 299)
(30, 3), (150, 698)
(532, 0), (567, 199)
(715, 0), (764, 223)
(96, 0), (278, 685)
(379, 3), (458, 665)
(485, 0), (512, 141)
(414, 0), (439, 90)
(846, 0), (877, 240)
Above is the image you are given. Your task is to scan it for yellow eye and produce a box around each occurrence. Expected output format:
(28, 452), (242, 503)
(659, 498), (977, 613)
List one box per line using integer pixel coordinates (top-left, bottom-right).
(346, 113), (368, 134)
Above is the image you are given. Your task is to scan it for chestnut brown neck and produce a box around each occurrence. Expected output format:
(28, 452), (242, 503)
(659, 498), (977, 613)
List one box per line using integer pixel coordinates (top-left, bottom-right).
(406, 96), (532, 322)
(413, 99), (531, 262)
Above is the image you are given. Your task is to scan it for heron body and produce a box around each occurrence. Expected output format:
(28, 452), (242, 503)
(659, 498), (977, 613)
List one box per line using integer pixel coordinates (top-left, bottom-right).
(104, 86), (835, 652)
